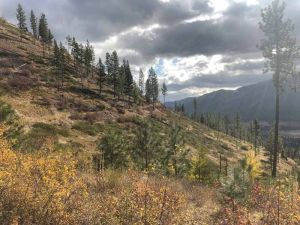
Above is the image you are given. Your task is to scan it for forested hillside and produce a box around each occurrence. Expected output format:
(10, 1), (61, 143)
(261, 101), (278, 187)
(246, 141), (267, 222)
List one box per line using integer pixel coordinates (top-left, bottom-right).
(0, 2), (300, 224)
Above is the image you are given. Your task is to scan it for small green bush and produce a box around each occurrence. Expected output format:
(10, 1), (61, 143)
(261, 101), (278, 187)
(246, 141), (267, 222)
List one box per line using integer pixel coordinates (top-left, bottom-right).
(72, 121), (104, 136)
(0, 102), (15, 123)
(15, 123), (69, 153)
(221, 143), (231, 151)
(32, 123), (69, 137)
(241, 145), (249, 151)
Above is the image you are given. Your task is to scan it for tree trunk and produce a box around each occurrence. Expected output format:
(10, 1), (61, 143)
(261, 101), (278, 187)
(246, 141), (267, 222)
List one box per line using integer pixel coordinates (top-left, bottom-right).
(42, 42), (45, 57)
(99, 81), (102, 95)
(272, 90), (280, 177)
(145, 149), (149, 170)
(152, 97), (155, 111)
(254, 135), (257, 156)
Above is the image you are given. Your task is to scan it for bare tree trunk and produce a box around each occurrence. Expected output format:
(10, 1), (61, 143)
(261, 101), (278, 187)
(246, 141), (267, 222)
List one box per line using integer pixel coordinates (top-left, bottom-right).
(272, 90), (280, 177)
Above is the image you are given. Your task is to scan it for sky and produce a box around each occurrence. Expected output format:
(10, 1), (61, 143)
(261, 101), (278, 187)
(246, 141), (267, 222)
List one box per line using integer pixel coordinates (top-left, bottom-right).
(1, 0), (300, 101)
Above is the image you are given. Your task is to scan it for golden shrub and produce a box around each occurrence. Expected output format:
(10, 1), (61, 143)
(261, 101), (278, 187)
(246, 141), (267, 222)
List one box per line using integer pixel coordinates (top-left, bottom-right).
(0, 132), (87, 225)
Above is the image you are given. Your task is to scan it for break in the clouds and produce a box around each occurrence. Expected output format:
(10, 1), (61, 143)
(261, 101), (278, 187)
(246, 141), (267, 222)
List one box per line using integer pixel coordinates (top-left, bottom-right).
(1, 0), (300, 100)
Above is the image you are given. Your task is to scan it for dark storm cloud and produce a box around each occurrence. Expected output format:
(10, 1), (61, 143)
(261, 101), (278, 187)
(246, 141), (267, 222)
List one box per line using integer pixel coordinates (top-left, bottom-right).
(224, 1), (259, 18)
(117, 15), (260, 60)
(0, 0), (211, 42)
(112, 1), (266, 63)
(116, 0), (300, 62)
(2, 0), (298, 60)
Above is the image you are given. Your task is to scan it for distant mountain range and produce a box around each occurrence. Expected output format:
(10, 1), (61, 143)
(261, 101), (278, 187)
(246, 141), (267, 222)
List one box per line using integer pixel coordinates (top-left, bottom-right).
(166, 80), (300, 122)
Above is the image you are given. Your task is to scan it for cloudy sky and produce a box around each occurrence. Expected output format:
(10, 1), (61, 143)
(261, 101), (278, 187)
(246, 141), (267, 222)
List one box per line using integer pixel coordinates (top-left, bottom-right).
(1, 0), (300, 100)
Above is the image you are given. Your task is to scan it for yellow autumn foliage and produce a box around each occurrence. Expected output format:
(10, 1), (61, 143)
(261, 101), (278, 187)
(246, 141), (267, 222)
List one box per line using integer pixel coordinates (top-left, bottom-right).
(0, 129), (88, 224)
(0, 126), (190, 224)
(244, 150), (262, 179)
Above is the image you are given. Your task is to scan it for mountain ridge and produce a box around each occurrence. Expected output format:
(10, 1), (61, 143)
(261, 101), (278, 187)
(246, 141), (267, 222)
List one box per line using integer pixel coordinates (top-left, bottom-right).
(167, 79), (300, 122)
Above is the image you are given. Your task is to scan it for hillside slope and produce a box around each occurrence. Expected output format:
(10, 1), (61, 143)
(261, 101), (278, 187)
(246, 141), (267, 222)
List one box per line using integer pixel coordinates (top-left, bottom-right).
(0, 17), (299, 224)
(0, 17), (296, 176)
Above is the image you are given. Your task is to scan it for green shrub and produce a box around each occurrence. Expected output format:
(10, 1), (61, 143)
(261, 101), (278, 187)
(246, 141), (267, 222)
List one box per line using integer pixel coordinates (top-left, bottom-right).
(32, 123), (69, 137)
(221, 143), (231, 151)
(15, 123), (69, 153)
(98, 129), (130, 169)
(240, 145), (249, 151)
(0, 102), (15, 123)
(72, 121), (104, 136)
(190, 149), (219, 184)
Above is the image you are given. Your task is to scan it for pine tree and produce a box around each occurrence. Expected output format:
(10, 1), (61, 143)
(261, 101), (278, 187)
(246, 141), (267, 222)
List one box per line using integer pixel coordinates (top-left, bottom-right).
(235, 113), (240, 150)
(145, 67), (159, 110)
(191, 148), (211, 182)
(39, 13), (48, 56)
(53, 41), (65, 90)
(200, 113), (205, 124)
(124, 60), (133, 100)
(249, 121), (254, 144)
(84, 40), (93, 78)
(77, 43), (86, 89)
(89, 46), (95, 78)
(98, 129), (129, 169)
(192, 97), (197, 120)
(138, 68), (145, 95)
(111, 51), (119, 99)
(53, 40), (60, 64)
(16, 4), (27, 32)
(47, 29), (53, 45)
(181, 104), (185, 114)
(224, 115), (230, 135)
(65, 35), (72, 53)
(161, 82), (168, 106)
(253, 119), (260, 155)
(70, 37), (83, 78)
(38, 14), (48, 41)
(145, 78), (151, 103)
(132, 82), (140, 104)
(117, 61), (126, 99)
(259, 0), (300, 177)
(53, 40), (60, 89)
(47, 29), (54, 54)
(105, 52), (112, 83)
(164, 122), (190, 176)
(71, 37), (80, 68)
(134, 120), (160, 170)
(97, 58), (106, 95)
(59, 42), (66, 89)
(30, 10), (38, 38)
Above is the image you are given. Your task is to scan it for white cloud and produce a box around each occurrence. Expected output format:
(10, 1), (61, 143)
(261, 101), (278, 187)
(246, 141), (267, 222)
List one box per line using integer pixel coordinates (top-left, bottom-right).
(166, 86), (240, 101)
(209, 0), (230, 13)
(233, 0), (259, 6)
(183, 13), (222, 23)
(157, 54), (226, 84)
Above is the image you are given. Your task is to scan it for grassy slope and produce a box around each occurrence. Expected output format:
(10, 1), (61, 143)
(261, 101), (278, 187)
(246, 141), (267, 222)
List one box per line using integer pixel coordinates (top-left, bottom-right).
(0, 17), (298, 223)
